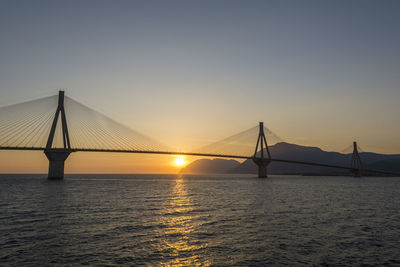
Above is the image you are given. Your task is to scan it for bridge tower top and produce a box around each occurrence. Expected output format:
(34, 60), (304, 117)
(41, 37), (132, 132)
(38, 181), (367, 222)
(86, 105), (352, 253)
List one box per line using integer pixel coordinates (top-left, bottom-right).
(46, 90), (71, 150)
(254, 122), (271, 159)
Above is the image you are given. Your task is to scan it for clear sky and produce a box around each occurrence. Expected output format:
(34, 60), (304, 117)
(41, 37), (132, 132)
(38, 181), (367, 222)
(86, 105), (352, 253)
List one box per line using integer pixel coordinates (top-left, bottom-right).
(0, 0), (399, 173)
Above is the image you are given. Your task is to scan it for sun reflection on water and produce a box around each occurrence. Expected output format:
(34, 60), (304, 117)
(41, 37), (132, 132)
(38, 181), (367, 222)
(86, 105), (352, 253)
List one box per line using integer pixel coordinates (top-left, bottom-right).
(159, 177), (210, 266)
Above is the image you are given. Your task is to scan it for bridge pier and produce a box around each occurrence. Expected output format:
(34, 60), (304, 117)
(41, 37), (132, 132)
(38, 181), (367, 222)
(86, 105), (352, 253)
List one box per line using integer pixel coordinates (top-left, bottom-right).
(44, 91), (72, 180)
(252, 122), (272, 178)
(253, 158), (271, 178)
(44, 150), (71, 179)
(351, 169), (362, 177)
(350, 141), (363, 178)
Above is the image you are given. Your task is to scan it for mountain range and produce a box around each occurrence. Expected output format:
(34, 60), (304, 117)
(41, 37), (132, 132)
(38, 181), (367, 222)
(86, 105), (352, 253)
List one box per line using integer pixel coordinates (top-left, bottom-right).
(180, 142), (400, 175)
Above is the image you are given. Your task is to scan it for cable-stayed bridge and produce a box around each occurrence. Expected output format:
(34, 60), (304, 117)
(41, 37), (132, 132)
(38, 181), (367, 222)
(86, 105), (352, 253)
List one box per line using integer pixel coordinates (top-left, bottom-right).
(0, 91), (395, 179)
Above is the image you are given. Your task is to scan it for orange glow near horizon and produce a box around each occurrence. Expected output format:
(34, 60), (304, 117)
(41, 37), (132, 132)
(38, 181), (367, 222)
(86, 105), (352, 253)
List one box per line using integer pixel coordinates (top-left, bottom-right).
(0, 151), (191, 174)
(173, 156), (187, 167)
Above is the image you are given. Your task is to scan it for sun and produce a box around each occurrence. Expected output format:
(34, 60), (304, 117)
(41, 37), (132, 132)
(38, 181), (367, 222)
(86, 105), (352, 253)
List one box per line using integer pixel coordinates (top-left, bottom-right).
(173, 156), (186, 167)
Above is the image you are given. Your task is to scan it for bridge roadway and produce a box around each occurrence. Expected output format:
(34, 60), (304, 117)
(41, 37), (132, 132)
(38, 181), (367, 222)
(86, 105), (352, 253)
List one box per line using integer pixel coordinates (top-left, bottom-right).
(1, 146), (397, 176)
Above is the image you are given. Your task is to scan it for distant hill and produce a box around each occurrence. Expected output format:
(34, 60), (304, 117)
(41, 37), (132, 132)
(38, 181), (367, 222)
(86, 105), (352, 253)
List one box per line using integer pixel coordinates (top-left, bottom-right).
(366, 158), (400, 173)
(182, 142), (400, 175)
(180, 158), (240, 174)
(232, 142), (348, 175)
(234, 142), (400, 175)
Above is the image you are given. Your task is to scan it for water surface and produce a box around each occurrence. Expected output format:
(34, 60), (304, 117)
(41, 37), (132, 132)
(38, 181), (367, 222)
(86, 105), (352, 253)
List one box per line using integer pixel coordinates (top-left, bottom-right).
(1, 174), (399, 266)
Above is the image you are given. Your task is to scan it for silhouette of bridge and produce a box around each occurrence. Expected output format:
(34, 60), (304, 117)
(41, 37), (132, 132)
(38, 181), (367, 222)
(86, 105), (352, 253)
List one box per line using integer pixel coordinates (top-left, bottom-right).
(0, 91), (395, 179)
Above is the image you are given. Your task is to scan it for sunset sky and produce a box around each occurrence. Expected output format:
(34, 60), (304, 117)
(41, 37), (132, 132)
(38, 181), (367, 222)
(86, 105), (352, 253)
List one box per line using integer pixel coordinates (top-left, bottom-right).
(1, 0), (399, 173)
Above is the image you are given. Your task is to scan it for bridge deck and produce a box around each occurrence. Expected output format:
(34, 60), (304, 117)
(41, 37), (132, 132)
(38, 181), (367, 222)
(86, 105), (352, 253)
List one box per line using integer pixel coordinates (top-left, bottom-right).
(1, 146), (397, 176)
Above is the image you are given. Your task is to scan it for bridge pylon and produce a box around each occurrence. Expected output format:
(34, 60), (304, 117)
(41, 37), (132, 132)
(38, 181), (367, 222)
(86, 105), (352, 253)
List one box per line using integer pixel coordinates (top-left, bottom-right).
(252, 122), (271, 178)
(44, 91), (72, 180)
(350, 141), (363, 177)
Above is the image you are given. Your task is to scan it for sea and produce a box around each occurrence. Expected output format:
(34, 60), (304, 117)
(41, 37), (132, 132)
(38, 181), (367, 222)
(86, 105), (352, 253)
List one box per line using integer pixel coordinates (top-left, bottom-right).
(1, 174), (399, 266)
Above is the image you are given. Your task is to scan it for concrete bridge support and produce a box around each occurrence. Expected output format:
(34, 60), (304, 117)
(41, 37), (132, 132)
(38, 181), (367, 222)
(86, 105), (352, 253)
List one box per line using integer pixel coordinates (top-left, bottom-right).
(44, 150), (71, 179)
(253, 158), (271, 178)
(45, 91), (72, 180)
(253, 122), (272, 178)
(350, 141), (363, 178)
(351, 169), (362, 178)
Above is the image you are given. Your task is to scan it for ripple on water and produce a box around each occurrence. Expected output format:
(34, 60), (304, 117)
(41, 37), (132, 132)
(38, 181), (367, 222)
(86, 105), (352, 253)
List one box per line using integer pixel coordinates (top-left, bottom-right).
(1, 174), (400, 266)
